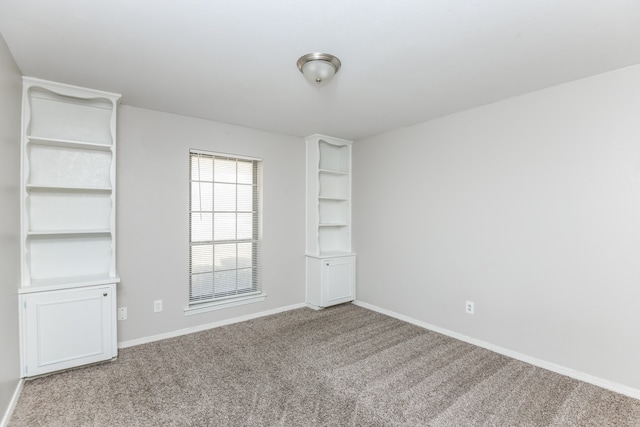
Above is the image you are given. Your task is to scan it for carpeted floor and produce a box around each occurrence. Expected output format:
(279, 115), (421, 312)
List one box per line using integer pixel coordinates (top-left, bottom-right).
(9, 304), (640, 426)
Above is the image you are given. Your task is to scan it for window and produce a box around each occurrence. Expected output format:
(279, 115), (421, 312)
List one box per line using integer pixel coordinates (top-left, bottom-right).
(189, 150), (262, 308)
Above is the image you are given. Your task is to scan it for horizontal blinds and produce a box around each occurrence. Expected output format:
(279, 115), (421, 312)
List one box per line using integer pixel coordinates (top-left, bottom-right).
(189, 151), (262, 304)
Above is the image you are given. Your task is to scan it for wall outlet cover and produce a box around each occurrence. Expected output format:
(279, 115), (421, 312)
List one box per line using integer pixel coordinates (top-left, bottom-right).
(466, 301), (474, 315)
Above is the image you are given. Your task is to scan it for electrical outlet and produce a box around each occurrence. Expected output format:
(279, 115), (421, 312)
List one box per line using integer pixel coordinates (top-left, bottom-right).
(117, 307), (127, 321)
(154, 300), (163, 313)
(465, 301), (474, 315)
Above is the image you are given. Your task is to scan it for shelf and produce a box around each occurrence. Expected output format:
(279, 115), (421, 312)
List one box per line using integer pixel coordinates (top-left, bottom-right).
(318, 196), (348, 201)
(28, 192), (111, 231)
(27, 136), (112, 151)
(27, 234), (113, 280)
(26, 184), (112, 193)
(27, 85), (115, 146)
(27, 229), (111, 237)
(307, 252), (356, 259)
(20, 274), (121, 294)
(318, 139), (349, 172)
(318, 223), (348, 227)
(319, 168), (348, 176)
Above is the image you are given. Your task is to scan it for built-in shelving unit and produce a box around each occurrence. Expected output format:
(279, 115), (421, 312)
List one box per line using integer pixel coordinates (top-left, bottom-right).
(18, 77), (121, 377)
(306, 134), (356, 308)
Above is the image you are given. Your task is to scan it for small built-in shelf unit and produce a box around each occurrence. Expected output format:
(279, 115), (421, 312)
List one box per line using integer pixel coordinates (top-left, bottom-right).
(306, 134), (356, 309)
(18, 77), (121, 377)
(20, 78), (120, 292)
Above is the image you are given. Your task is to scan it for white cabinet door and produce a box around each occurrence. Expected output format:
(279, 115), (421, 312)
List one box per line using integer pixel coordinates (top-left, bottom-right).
(306, 255), (356, 308)
(323, 256), (355, 306)
(21, 284), (116, 377)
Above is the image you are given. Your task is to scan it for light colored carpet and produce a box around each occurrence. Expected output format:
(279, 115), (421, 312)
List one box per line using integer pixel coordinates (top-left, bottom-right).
(10, 303), (640, 426)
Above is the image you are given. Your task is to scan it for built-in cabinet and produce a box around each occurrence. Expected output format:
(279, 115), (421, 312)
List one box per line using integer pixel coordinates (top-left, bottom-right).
(21, 284), (116, 377)
(19, 77), (121, 377)
(306, 134), (356, 308)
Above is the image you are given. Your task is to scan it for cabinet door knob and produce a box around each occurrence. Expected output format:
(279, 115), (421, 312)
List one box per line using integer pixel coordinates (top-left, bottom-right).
(103, 293), (108, 297)
(326, 263), (330, 266)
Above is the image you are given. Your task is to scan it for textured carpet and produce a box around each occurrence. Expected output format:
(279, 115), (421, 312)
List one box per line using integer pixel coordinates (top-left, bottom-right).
(10, 304), (640, 426)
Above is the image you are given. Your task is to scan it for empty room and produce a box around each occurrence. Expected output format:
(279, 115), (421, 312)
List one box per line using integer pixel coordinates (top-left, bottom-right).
(1, 0), (640, 425)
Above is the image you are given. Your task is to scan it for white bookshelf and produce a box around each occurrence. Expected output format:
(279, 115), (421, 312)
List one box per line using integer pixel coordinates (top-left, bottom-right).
(19, 77), (121, 377)
(305, 134), (356, 308)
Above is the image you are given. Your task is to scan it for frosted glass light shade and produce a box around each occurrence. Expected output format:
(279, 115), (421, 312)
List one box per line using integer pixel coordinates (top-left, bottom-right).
(297, 53), (341, 88)
(302, 60), (337, 87)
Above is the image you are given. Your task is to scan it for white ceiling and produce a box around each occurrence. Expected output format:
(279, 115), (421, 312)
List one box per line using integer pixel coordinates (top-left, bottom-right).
(1, 0), (639, 140)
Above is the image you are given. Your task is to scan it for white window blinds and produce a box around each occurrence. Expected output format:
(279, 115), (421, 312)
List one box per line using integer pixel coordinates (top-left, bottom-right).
(189, 150), (262, 305)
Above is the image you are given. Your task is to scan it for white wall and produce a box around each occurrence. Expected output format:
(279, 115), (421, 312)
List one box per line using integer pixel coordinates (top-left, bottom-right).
(0, 33), (22, 420)
(116, 106), (306, 342)
(353, 64), (640, 390)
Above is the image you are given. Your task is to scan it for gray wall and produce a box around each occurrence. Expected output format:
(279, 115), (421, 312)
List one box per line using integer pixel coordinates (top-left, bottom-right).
(116, 105), (306, 343)
(353, 64), (640, 390)
(0, 33), (22, 419)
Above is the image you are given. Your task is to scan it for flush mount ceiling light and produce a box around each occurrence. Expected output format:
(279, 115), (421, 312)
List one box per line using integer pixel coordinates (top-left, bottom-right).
(297, 53), (341, 88)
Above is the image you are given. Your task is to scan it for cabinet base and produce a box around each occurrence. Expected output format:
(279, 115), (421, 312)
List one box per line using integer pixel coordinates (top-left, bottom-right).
(305, 299), (355, 311)
(22, 356), (118, 379)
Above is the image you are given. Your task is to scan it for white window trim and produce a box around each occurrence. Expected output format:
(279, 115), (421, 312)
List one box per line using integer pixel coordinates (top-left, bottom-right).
(190, 148), (262, 162)
(184, 292), (267, 316)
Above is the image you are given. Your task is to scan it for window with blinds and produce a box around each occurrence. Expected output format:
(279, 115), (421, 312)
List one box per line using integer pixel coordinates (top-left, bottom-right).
(189, 150), (262, 305)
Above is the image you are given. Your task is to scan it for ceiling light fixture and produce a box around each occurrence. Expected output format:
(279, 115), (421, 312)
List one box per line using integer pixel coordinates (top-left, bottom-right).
(297, 53), (341, 88)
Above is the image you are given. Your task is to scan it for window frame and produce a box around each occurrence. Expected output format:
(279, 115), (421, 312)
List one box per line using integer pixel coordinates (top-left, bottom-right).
(185, 149), (265, 315)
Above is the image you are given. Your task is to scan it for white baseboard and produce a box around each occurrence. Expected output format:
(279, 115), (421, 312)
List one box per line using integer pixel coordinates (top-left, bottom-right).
(1, 379), (24, 427)
(118, 302), (307, 349)
(353, 300), (640, 400)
